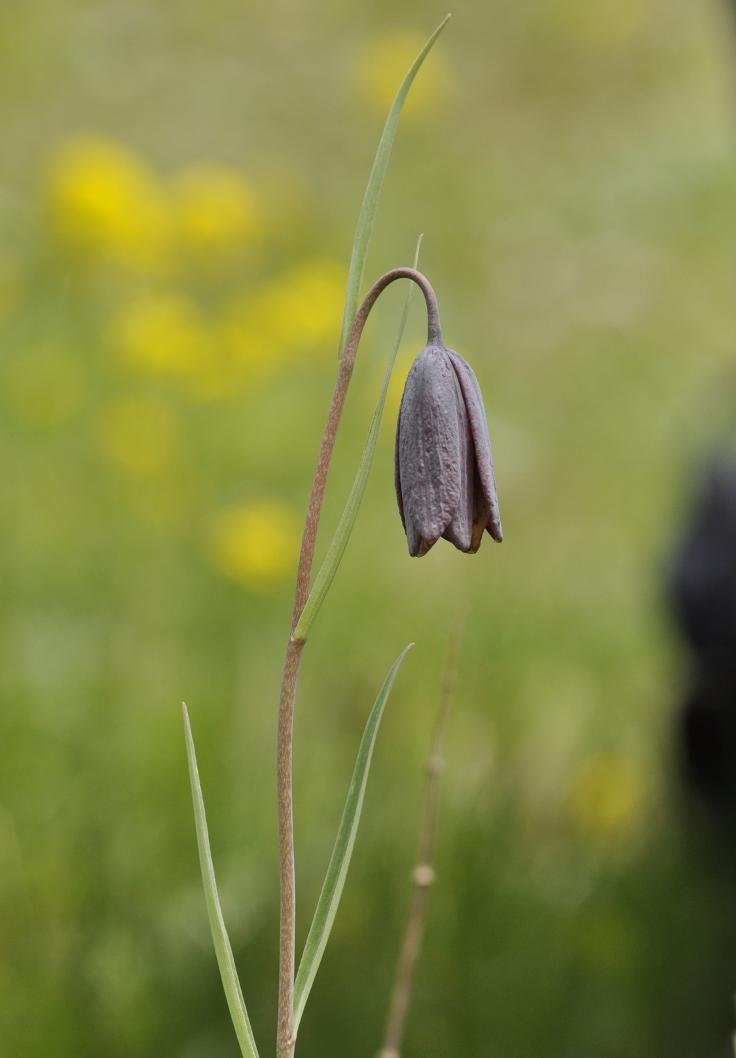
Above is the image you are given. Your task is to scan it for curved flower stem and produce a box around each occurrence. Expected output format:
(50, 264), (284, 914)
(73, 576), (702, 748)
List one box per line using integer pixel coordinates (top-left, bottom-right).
(276, 267), (441, 1058)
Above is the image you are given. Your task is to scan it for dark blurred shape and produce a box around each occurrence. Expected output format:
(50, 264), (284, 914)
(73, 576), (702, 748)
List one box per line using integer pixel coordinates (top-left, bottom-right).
(669, 451), (736, 814)
(670, 455), (736, 659)
(680, 677), (736, 809)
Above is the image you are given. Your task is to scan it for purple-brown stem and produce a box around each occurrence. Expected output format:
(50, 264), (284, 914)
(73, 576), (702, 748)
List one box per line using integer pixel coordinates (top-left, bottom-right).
(276, 268), (441, 1058)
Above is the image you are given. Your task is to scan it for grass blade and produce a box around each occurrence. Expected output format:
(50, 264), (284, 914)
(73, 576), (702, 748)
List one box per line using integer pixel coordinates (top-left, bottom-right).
(182, 703), (260, 1058)
(293, 236), (423, 644)
(336, 14), (451, 358)
(293, 644), (414, 1032)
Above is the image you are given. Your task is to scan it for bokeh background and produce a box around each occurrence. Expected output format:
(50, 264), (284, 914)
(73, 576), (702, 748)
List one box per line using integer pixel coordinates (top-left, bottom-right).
(2, 1), (736, 1056)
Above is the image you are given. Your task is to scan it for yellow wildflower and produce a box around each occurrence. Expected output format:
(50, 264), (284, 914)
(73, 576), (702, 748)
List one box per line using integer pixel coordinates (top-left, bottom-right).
(99, 396), (177, 477)
(569, 754), (644, 841)
(231, 258), (342, 349)
(111, 293), (211, 383)
(171, 163), (262, 267)
(355, 31), (451, 116)
(273, 259), (346, 350)
(44, 137), (171, 274)
(222, 259), (345, 377)
(5, 345), (85, 428)
(208, 501), (299, 589)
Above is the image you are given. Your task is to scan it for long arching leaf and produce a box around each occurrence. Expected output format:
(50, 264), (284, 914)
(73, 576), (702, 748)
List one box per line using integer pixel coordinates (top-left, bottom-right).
(182, 703), (260, 1058)
(293, 644), (413, 1032)
(337, 14), (450, 358)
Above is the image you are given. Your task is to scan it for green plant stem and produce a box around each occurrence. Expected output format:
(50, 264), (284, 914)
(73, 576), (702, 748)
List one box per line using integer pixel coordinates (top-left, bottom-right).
(276, 267), (441, 1058)
(377, 614), (464, 1058)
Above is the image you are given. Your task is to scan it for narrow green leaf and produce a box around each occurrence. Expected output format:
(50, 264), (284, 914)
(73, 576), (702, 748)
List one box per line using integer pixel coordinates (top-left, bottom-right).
(293, 236), (423, 644)
(182, 703), (260, 1058)
(293, 644), (414, 1032)
(337, 14), (451, 358)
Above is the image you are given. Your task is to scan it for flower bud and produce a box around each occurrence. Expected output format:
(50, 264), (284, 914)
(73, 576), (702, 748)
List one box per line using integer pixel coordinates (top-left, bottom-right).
(394, 342), (502, 557)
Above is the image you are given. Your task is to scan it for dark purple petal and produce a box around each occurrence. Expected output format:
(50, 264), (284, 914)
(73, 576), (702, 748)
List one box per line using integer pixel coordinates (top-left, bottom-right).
(446, 349), (503, 543)
(395, 345), (466, 556)
(442, 404), (475, 553)
(394, 404), (405, 530)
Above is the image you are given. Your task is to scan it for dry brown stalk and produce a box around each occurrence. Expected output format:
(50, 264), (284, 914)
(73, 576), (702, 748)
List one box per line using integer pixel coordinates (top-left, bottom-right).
(377, 615), (465, 1058)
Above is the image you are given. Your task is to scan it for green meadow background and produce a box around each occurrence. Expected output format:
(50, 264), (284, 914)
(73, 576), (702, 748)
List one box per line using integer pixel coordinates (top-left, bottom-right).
(2, 1), (736, 1056)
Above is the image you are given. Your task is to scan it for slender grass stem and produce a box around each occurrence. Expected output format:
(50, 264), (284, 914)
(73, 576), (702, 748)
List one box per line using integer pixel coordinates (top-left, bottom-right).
(276, 268), (441, 1058)
(377, 614), (464, 1058)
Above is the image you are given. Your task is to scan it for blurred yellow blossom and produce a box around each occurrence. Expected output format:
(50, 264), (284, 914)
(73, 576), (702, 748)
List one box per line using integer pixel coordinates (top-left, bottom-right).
(99, 396), (178, 477)
(274, 259), (346, 349)
(111, 293), (212, 385)
(219, 258), (345, 390)
(569, 754), (645, 841)
(208, 501), (299, 589)
(171, 163), (262, 267)
(109, 259), (344, 404)
(44, 137), (171, 274)
(355, 32), (451, 115)
(5, 345), (86, 428)
(222, 259), (345, 379)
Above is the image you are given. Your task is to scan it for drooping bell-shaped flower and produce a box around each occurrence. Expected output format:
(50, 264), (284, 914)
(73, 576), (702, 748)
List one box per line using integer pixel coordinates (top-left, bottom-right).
(395, 342), (502, 557)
